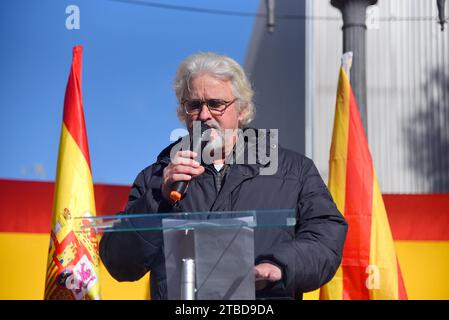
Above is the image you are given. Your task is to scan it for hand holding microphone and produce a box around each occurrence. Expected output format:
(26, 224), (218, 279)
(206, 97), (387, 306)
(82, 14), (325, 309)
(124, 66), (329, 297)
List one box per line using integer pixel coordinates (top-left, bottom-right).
(162, 150), (205, 203)
(162, 122), (210, 203)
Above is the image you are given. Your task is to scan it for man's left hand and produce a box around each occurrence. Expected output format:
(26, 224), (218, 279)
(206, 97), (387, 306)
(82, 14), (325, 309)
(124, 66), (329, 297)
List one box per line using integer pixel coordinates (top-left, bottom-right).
(254, 263), (282, 290)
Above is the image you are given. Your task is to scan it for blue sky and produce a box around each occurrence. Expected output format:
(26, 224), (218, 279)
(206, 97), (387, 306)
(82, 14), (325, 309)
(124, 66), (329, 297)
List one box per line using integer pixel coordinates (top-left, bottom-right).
(0, 0), (260, 185)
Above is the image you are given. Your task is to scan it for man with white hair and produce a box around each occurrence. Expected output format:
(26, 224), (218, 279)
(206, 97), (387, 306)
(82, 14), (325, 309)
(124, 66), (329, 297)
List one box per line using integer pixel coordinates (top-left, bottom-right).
(100, 52), (347, 300)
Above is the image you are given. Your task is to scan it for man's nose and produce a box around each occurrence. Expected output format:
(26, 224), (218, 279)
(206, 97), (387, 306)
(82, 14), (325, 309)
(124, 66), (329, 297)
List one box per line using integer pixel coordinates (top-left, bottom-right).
(197, 103), (212, 121)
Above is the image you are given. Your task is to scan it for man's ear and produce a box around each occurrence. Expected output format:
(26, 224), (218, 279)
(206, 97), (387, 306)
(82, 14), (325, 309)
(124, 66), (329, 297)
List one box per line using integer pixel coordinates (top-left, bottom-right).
(238, 104), (249, 125)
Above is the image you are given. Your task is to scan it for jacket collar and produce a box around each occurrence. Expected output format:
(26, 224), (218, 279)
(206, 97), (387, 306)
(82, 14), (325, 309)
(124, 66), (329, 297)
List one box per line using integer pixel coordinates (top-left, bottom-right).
(156, 127), (275, 173)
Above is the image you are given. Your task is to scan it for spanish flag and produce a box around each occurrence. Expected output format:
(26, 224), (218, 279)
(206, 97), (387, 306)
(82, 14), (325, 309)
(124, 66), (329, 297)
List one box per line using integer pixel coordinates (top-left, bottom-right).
(320, 60), (407, 300)
(44, 46), (101, 300)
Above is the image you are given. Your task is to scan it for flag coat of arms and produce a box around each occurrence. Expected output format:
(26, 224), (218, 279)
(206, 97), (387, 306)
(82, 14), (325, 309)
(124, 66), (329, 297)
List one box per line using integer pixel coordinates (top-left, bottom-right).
(44, 46), (101, 300)
(320, 61), (407, 300)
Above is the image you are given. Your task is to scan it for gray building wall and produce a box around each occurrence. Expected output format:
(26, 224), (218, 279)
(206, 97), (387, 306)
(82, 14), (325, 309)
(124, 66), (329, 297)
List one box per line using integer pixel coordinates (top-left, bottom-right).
(312, 0), (449, 193)
(245, 0), (307, 155)
(246, 0), (448, 193)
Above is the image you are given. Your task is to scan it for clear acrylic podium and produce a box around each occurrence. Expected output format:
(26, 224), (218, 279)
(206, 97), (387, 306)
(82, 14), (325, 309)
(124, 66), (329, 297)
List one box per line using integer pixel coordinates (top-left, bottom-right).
(78, 209), (296, 300)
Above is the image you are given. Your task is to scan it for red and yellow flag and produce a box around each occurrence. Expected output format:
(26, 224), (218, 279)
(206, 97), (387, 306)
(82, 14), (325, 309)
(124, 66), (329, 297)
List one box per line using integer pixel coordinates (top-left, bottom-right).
(44, 46), (101, 300)
(320, 66), (407, 300)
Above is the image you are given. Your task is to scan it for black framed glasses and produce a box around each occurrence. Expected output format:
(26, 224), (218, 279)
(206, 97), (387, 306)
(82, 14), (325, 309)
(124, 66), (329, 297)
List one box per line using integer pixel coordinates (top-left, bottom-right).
(182, 98), (238, 116)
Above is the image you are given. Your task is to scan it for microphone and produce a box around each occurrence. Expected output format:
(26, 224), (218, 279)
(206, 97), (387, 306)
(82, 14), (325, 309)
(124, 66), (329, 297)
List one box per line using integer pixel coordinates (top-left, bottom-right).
(169, 122), (210, 202)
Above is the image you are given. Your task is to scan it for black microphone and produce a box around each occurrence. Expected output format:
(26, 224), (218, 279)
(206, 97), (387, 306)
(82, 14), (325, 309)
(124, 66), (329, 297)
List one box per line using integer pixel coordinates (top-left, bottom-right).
(169, 122), (210, 202)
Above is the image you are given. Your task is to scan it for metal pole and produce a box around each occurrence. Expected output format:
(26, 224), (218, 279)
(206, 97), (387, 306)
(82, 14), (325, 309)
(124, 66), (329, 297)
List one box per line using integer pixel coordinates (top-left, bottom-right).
(331, 0), (377, 134)
(266, 0), (276, 33)
(305, 0), (314, 159)
(180, 258), (196, 300)
(437, 0), (447, 31)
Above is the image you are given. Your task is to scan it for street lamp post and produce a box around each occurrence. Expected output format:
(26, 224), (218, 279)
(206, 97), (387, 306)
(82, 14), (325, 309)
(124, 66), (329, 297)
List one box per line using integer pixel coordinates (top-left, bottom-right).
(331, 0), (377, 134)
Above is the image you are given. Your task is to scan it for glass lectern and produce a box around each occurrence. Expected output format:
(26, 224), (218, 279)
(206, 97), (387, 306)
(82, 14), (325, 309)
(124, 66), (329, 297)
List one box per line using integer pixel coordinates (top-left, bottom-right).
(78, 209), (296, 300)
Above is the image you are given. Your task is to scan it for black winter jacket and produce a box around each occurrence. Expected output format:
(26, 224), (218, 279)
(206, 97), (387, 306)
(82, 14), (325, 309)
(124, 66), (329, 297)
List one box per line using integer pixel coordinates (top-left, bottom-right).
(100, 132), (347, 300)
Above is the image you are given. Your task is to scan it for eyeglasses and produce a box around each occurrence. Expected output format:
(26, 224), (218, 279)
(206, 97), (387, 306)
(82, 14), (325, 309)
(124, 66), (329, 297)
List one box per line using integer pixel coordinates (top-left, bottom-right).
(182, 98), (238, 116)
